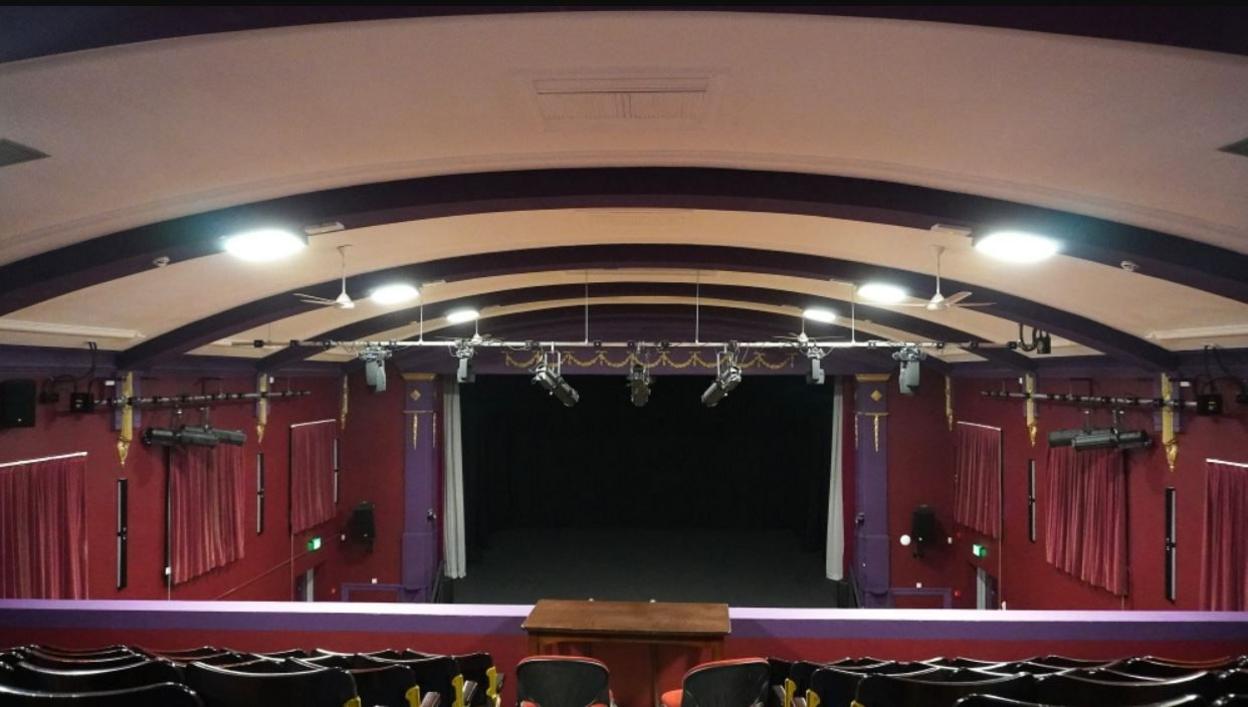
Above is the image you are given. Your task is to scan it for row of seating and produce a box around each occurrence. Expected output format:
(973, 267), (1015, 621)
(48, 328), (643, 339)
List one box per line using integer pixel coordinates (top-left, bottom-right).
(0, 644), (500, 707)
(510, 655), (1248, 707)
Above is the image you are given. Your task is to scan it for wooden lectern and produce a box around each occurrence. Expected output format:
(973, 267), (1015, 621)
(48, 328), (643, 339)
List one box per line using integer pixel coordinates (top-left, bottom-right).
(523, 599), (730, 707)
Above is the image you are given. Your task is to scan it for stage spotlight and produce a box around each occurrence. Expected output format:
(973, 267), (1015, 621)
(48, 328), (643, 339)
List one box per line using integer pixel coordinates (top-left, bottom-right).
(627, 363), (651, 407)
(858, 282), (908, 304)
(892, 345), (925, 395)
(974, 230), (1060, 264)
(446, 308), (480, 324)
(221, 228), (307, 262)
(457, 356), (475, 384)
(701, 351), (742, 408)
(1070, 428), (1119, 451)
(806, 356), (825, 385)
(359, 346), (392, 393)
(532, 354), (579, 407)
(142, 425), (246, 448)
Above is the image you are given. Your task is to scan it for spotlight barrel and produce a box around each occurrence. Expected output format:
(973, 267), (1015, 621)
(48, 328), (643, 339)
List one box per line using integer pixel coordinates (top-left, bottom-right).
(701, 364), (742, 408)
(532, 365), (579, 407)
(627, 364), (651, 407)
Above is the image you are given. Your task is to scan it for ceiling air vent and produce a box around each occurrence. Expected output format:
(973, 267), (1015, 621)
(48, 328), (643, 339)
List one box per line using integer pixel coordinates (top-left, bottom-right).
(533, 76), (711, 124)
(1219, 137), (1248, 158)
(0, 139), (48, 168)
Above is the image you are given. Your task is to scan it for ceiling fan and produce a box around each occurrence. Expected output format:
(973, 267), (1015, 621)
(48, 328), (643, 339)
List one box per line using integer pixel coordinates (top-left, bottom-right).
(775, 311), (846, 344)
(899, 245), (994, 311)
(294, 245), (355, 310)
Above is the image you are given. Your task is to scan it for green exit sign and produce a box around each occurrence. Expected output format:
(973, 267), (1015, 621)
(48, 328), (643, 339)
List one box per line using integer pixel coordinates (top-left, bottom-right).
(307, 536), (322, 552)
(971, 543), (988, 558)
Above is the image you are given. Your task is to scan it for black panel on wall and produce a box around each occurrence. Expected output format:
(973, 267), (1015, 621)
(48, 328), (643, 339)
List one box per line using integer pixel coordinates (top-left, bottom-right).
(116, 478), (128, 590)
(256, 452), (266, 535)
(460, 374), (836, 558)
(1027, 459), (1037, 543)
(1164, 486), (1177, 603)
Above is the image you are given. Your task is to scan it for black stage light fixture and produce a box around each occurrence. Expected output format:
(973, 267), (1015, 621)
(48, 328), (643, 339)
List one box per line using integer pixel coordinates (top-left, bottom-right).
(806, 356), (825, 385)
(360, 345), (392, 393)
(454, 340), (476, 384)
(892, 345), (925, 395)
(701, 351), (742, 408)
(532, 353), (579, 407)
(142, 425), (247, 448)
(627, 363), (651, 407)
(1048, 427), (1114, 448)
(1070, 428), (1119, 451)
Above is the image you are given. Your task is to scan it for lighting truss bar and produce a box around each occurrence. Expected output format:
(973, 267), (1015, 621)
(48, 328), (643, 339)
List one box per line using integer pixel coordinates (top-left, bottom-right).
(981, 389), (1197, 411)
(92, 389), (312, 410)
(246, 338), (991, 352)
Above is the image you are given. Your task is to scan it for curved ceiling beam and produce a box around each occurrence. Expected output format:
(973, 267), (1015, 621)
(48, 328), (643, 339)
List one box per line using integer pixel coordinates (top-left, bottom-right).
(3, 167), (1245, 319)
(111, 243), (1173, 372)
(386, 305), (931, 373)
(257, 281), (1035, 371)
(4, 6), (1244, 63)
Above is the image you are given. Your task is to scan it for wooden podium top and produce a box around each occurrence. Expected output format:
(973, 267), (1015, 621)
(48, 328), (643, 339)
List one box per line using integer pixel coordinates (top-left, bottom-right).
(522, 599), (730, 639)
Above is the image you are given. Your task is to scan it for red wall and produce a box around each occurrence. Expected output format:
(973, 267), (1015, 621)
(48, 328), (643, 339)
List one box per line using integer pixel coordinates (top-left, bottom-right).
(943, 374), (1248, 610)
(0, 366), (405, 603)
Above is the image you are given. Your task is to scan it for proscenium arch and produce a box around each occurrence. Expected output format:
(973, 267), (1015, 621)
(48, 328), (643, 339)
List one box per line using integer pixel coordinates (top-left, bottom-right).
(111, 243), (1176, 372)
(4, 169), (1245, 322)
(256, 281), (1036, 372)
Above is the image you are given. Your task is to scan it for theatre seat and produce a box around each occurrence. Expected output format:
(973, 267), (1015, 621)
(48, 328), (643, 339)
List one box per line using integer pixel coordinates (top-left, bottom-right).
(4, 660), (182, 693)
(515, 656), (611, 707)
(0, 682), (203, 707)
(807, 665), (943, 707)
(184, 661), (359, 707)
(953, 694), (1206, 707)
(19, 652), (148, 671)
(1033, 672), (1218, 706)
(855, 673), (1035, 707)
(367, 653), (462, 707)
(661, 658), (770, 707)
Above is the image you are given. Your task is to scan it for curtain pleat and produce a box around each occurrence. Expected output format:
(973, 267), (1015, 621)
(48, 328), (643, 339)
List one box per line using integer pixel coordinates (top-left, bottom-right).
(1044, 446), (1128, 595)
(0, 455), (87, 599)
(291, 421), (336, 533)
(1202, 460), (1248, 611)
(825, 377), (845, 580)
(442, 379), (467, 580)
(954, 424), (1002, 537)
(170, 445), (246, 584)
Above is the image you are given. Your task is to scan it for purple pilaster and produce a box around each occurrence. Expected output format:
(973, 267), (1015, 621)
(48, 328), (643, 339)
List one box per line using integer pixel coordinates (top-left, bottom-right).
(400, 374), (441, 601)
(854, 374), (892, 608)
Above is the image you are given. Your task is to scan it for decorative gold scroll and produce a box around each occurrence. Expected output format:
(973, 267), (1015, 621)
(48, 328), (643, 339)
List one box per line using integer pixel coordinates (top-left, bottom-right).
(503, 350), (795, 371)
(339, 374), (349, 430)
(117, 372), (134, 466)
(1024, 373), (1038, 446)
(945, 375), (955, 431)
(855, 412), (889, 453)
(256, 373), (270, 443)
(403, 410), (437, 450)
(1161, 373), (1178, 472)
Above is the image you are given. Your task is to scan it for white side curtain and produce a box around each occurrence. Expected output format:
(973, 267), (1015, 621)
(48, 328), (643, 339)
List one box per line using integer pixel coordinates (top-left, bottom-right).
(826, 377), (846, 580)
(442, 379), (467, 579)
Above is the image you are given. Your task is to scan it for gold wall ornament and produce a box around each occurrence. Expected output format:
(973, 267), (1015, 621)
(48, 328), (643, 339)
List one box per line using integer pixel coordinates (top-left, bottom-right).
(116, 372), (135, 465)
(945, 375), (955, 431)
(1024, 373), (1038, 446)
(855, 412), (889, 453)
(404, 410), (437, 450)
(1161, 373), (1178, 472)
(339, 374), (349, 430)
(255, 373), (269, 443)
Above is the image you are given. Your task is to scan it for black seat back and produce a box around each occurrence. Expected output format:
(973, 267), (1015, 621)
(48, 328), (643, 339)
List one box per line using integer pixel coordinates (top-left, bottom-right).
(19, 652), (147, 671)
(145, 647), (222, 661)
(1031, 656), (1110, 669)
(766, 658), (791, 707)
(348, 664), (421, 707)
(515, 657), (610, 707)
(26, 646), (133, 659)
(0, 682), (203, 707)
(953, 694), (1207, 707)
(185, 661), (358, 707)
(371, 655), (461, 707)
(681, 659), (770, 707)
(856, 673), (1034, 707)
(1034, 672), (1217, 706)
(456, 653), (498, 707)
(8, 660), (181, 692)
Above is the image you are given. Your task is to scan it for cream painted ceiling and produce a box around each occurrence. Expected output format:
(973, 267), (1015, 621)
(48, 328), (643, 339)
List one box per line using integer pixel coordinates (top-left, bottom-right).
(1, 11), (1247, 362)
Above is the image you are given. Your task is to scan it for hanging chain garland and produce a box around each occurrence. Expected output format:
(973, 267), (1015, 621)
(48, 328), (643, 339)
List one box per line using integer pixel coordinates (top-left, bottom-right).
(503, 350), (795, 371)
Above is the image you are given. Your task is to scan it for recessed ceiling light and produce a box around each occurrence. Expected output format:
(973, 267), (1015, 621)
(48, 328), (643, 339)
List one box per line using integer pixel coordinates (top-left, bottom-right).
(802, 307), (837, 323)
(370, 283), (420, 305)
(858, 282), (908, 304)
(445, 308), (480, 324)
(221, 228), (307, 262)
(974, 230), (1060, 264)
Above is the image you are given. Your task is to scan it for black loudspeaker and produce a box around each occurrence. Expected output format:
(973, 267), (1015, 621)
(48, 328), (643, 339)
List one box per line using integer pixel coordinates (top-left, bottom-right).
(911, 504), (937, 545)
(347, 501), (376, 546)
(1, 379), (37, 428)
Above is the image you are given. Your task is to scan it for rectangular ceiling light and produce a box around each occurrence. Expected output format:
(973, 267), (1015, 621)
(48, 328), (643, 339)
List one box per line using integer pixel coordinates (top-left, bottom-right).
(534, 76), (711, 122)
(0, 318), (142, 339)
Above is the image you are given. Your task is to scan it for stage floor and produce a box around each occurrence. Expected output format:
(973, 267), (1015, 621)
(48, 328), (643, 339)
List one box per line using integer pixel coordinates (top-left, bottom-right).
(452, 528), (844, 607)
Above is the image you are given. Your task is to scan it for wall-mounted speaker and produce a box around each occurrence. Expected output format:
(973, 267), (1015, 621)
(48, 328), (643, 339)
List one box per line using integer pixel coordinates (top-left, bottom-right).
(347, 501), (375, 549)
(911, 504), (937, 546)
(1, 379), (36, 428)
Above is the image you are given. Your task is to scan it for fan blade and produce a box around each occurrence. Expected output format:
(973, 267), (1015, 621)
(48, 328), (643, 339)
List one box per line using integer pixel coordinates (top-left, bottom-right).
(294, 293), (337, 306)
(956, 302), (996, 308)
(944, 291), (974, 305)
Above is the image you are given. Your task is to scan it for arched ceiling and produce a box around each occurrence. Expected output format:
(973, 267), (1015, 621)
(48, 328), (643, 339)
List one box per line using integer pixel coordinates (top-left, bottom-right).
(1, 10), (1246, 374)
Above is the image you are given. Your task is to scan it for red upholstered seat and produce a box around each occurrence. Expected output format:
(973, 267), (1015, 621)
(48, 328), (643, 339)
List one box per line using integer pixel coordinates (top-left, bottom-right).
(662, 688), (684, 707)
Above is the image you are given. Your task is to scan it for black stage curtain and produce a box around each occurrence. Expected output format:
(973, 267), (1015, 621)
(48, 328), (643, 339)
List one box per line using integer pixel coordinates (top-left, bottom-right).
(460, 374), (834, 559)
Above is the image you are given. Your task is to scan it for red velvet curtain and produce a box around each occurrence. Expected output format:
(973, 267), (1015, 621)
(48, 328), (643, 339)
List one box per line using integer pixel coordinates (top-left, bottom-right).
(954, 423), (1002, 537)
(0, 454), (88, 599)
(290, 421), (336, 533)
(1202, 460), (1248, 611)
(170, 444), (246, 584)
(1044, 446), (1128, 595)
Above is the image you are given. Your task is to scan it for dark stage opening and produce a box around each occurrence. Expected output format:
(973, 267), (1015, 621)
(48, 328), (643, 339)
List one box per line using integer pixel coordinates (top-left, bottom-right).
(454, 374), (842, 606)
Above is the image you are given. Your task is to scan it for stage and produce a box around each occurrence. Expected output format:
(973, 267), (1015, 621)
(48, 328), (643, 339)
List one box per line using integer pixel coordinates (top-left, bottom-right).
(451, 528), (848, 607)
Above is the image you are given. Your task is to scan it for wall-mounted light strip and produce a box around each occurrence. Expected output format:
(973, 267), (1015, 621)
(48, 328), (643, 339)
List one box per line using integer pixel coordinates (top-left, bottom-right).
(0, 318), (143, 340)
(1164, 486), (1177, 603)
(116, 478), (128, 590)
(1027, 460), (1037, 543)
(256, 453), (266, 535)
